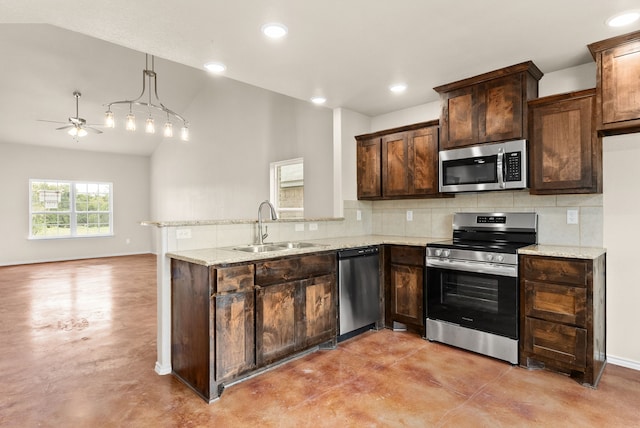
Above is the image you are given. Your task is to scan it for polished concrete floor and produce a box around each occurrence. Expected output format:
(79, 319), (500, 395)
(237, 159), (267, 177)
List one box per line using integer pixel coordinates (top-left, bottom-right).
(1, 254), (639, 427)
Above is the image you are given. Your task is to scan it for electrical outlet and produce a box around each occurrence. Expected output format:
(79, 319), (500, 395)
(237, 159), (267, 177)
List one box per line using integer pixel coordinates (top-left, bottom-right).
(567, 209), (579, 225)
(406, 210), (413, 221)
(176, 229), (192, 239)
(309, 223), (318, 231)
(356, 210), (362, 221)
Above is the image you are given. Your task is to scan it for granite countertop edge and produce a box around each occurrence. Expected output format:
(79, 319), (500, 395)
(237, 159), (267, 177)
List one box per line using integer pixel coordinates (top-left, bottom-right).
(518, 245), (606, 260)
(166, 235), (440, 267)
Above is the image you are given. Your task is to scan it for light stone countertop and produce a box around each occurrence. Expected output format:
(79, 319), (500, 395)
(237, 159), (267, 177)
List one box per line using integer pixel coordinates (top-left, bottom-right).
(166, 235), (446, 267)
(518, 245), (606, 260)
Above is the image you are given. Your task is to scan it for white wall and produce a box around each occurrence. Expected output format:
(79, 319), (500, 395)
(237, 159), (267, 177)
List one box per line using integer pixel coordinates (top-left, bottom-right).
(0, 142), (152, 265)
(603, 133), (640, 368)
(150, 75), (334, 222)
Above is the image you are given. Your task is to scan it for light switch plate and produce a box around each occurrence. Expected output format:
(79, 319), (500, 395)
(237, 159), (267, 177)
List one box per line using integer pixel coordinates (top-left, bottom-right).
(176, 229), (192, 239)
(567, 209), (579, 225)
(295, 223), (305, 232)
(309, 223), (318, 231)
(406, 210), (413, 221)
(356, 210), (362, 221)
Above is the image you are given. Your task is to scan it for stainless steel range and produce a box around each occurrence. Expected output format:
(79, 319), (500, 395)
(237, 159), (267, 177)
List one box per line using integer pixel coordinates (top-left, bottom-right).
(425, 212), (537, 364)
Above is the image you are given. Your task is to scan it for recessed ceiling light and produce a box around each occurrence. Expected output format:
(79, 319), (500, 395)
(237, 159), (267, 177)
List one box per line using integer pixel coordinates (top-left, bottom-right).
(261, 23), (288, 39)
(204, 62), (226, 73)
(310, 96), (326, 105)
(606, 11), (640, 27)
(389, 83), (407, 93)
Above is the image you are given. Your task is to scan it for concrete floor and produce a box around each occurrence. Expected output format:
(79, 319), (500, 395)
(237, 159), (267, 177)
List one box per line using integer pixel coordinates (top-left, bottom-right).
(1, 254), (639, 427)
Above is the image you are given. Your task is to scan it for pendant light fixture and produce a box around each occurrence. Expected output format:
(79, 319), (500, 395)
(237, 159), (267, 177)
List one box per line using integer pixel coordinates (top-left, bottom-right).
(105, 54), (189, 141)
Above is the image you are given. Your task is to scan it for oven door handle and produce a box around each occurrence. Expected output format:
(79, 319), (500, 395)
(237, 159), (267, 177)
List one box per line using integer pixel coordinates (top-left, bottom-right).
(426, 258), (517, 277)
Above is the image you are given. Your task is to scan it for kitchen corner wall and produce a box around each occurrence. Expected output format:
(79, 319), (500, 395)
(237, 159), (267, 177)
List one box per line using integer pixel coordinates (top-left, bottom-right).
(370, 191), (603, 247)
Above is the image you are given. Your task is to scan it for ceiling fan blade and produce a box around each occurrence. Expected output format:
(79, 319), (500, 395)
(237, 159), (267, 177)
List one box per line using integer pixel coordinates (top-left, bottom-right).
(55, 124), (74, 131)
(37, 119), (67, 124)
(85, 126), (103, 134)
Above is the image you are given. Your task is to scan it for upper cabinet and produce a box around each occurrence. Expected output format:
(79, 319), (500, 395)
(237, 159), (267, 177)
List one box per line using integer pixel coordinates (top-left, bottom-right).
(356, 121), (441, 200)
(434, 61), (543, 150)
(528, 89), (602, 194)
(588, 30), (640, 136)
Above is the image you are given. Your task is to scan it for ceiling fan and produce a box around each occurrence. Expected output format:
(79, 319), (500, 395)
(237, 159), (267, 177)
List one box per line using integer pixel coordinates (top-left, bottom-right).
(38, 91), (103, 138)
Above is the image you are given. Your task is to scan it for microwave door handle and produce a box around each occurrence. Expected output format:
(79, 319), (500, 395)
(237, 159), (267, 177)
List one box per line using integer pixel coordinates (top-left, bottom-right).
(497, 149), (505, 188)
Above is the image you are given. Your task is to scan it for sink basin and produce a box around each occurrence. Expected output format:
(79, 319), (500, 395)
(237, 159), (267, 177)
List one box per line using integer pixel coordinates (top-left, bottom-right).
(231, 244), (288, 253)
(228, 241), (326, 253)
(274, 241), (325, 249)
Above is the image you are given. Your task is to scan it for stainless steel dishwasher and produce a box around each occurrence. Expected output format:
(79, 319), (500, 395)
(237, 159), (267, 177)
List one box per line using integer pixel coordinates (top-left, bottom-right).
(337, 246), (380, 341)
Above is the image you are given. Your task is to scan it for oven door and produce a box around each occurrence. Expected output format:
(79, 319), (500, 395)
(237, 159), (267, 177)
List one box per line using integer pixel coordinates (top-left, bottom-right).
(426, 258), (518, 339)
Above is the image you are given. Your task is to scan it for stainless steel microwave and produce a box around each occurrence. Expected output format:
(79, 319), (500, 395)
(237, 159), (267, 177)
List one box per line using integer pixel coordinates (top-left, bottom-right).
(439, 139), (527, 193)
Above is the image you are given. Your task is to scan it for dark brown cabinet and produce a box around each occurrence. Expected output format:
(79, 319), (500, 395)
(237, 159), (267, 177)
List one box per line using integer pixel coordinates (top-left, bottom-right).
(434, 61), (542, 150)
(528, 89), (602, 194)
(356, 137), (382, 199)
(384, 245), (425, 335)
(255, 253), (336, 367)
(171, 261), (255, 402)
(519, 253), (606, 387)
(588, 30), (640, 136)
(356, 121), (440, 200)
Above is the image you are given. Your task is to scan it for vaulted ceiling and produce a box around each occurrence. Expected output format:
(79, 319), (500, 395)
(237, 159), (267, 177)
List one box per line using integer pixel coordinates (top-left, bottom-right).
(1, 1), (639, 155)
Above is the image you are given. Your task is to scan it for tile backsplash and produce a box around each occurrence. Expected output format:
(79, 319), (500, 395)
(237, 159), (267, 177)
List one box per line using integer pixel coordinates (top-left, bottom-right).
(161, 192), (602, 254)
(370, 190), (603, 247)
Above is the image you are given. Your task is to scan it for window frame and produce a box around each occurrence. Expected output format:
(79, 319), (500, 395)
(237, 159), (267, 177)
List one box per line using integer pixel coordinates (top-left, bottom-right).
(29, 179), (114, 240)
(269, 157), (304, 219)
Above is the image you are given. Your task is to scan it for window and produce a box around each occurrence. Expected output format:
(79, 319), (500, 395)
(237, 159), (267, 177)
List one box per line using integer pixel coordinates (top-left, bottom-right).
(29, 180), (113, 239)
(270, 158), (303, 219)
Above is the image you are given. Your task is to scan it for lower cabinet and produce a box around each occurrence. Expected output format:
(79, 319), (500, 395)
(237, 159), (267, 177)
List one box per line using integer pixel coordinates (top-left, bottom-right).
(171, 252), (336, 402)
(255, 253), (337, 367)
(384, 245), (425, 335)
(519, 253), (606, 387)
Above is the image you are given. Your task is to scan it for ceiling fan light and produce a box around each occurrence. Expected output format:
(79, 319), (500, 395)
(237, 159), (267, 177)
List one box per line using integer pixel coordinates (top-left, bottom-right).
(77, 128), (88, 137)
(125, 113), (136, 131)
(68, 127), (78, 136)
(163, 121), (173, 137)
(105, 110), (115, 128)
(145, 117), (155, 134)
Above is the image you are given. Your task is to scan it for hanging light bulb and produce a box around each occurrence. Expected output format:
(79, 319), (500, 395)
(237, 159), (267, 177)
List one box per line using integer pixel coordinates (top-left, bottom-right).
(125, 113), (136, 131)
(180, 125), (189, 142)
(145, 116), (155, 134)
(104, 110), (115, 128)
(163, 121), (173, 137)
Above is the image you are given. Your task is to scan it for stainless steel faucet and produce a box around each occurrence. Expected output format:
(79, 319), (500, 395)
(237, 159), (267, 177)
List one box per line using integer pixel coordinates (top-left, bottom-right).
(257, 200), (278, 244)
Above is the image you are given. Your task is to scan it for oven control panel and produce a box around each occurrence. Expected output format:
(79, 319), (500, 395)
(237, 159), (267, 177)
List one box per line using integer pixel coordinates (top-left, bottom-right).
(427, 247), (516, 265)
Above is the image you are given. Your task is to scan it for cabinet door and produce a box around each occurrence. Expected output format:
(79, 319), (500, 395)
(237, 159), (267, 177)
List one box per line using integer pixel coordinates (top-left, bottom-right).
(479, 74), (523, 143)
(381, 132), (410, 196)
(601, 41), (640, 125)
(524, 317), (587, 368)
(357, 137), (382, 199)
(256, 281), (296, 367)
(410, 126), (439, 195)
(389, 264), (424, 326)
(214, 290), (255, 382)
(529, 91), (601, 194)
(296, 274), (336, 350)
(440, 85), (478, 149)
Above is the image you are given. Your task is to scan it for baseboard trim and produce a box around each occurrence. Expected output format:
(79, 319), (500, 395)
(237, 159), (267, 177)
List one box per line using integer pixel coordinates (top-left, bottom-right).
(155, 361), (172, 375)
(0, 251), (154, 267)
(607, 354), (640, 371)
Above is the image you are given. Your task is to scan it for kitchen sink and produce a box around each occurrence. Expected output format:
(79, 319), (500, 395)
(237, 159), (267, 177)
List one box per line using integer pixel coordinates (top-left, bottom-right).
(231, 244), (288, 253)
(228, 241), (326, 253)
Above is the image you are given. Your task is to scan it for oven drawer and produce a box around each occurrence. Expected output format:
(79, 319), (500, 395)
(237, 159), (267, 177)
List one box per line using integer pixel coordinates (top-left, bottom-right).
(522, 257), (588, 286)
(524, 280), (587, 327)
(523, 317), (587, 369)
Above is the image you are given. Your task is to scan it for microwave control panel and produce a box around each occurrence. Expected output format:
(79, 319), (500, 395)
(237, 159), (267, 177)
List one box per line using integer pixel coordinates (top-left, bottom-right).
(505, 152), (522, 182)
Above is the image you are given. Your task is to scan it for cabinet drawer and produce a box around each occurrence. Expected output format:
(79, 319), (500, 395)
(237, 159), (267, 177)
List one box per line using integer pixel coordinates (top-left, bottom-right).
(255, 253), (336, 285)
(524, 280), (587, 327)
(389, 245), (424, 266)
(524, 317), (587, 368)
(215, 264), (255, 293)
(522, 257), (588, 286)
